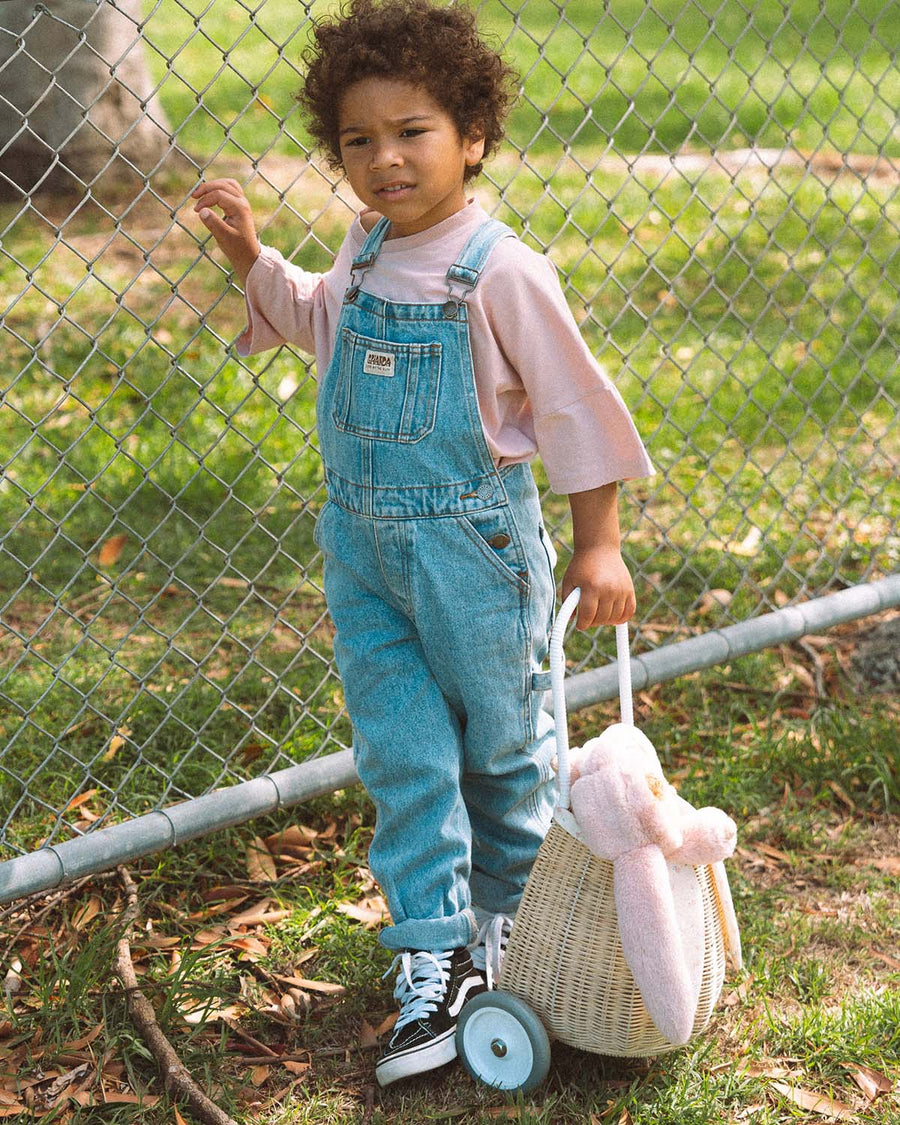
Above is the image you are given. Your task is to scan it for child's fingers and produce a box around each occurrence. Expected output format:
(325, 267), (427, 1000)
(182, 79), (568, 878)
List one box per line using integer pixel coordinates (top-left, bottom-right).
(575, 589), (600, 630)
(191, 178), (245, 200)
(197, 207), (232, 238)
(575, 588), (634, 629)
(198, 209), (256, 254)
(192, 186), (251, 219)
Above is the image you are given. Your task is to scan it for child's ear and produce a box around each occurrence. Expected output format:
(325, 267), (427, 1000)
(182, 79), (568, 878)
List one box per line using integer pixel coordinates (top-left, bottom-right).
(464, 132), (486, 168)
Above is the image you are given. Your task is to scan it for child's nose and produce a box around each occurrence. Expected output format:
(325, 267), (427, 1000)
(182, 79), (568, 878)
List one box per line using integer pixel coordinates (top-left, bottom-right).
(369, 142), (402, 170)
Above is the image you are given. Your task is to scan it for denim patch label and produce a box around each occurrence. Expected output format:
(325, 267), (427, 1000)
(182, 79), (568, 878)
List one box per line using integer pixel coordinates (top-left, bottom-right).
(363, 350), (395, 377)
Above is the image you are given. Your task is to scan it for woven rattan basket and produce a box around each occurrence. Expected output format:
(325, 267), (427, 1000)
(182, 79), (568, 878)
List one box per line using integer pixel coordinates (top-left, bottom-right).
(499, 591), (736, 1057)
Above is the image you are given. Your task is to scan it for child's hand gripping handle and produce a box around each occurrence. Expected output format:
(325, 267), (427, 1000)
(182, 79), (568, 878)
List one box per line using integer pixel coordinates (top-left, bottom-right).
(551, 587), (634, 811)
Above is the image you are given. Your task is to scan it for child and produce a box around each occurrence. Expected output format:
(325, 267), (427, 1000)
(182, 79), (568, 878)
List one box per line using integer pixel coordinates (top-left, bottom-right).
(192, 0), (652, 1087)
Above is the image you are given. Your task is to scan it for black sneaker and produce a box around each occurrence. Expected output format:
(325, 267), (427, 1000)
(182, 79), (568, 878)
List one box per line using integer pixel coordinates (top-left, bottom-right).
(375, 947), (486, 1087)
(468, 911), (514, 990)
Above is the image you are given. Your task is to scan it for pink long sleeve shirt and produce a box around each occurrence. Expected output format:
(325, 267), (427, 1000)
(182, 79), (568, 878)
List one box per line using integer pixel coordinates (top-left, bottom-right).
(237, 200), (653, 495)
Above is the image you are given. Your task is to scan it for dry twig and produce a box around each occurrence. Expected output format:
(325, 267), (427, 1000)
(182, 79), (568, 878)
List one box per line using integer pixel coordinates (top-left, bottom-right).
(113, 865), (238, 1125)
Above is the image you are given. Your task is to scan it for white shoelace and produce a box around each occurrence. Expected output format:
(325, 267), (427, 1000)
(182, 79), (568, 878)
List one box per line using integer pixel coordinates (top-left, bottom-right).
(470, 913), (513, 991)
(383, 950), (453, 1032)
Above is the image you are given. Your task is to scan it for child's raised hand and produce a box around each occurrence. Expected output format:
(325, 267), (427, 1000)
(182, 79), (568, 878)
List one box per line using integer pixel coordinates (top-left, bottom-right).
(191, 179), (261, 285)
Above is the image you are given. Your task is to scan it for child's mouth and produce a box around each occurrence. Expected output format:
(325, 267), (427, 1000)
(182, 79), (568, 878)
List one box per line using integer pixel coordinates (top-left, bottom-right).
(376, 183), (414, 200)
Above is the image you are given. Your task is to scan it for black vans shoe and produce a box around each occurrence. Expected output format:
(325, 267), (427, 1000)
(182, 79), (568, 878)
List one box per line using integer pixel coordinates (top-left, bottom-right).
(375, 947), (486, 1087)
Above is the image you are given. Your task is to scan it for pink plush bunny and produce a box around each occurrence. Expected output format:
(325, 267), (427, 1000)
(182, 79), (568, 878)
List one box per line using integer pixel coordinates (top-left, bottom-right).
(569, 723), (739, 1045)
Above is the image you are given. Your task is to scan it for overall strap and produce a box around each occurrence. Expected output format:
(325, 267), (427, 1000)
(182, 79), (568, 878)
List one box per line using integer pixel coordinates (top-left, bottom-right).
(346, 215), (392, 297)
(445, 218), (517, 304)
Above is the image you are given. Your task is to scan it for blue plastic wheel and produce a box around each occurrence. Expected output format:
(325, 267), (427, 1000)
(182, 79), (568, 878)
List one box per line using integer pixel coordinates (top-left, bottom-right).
(456, 990), (551, 1093)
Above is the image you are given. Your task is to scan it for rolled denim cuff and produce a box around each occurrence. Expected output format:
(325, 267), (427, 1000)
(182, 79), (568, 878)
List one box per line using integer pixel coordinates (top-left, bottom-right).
(378, 908), (477, 953)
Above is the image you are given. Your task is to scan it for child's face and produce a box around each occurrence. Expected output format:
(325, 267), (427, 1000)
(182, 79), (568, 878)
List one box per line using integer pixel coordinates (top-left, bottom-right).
(337, 78), (485, 238)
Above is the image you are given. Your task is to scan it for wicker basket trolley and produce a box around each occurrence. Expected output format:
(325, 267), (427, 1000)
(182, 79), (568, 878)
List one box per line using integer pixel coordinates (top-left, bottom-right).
(456, 589), (737, 1093)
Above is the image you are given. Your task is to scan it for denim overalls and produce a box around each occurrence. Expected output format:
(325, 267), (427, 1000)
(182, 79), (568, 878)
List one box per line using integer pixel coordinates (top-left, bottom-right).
(315, 215), (558, 953)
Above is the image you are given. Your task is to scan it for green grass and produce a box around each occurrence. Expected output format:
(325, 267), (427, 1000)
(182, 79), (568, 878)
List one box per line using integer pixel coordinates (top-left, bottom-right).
(1, 2), (898, 853)
(1, 656), (898, 1123)
(139, 0), (900, 162)
(2, 2), (898, 1110)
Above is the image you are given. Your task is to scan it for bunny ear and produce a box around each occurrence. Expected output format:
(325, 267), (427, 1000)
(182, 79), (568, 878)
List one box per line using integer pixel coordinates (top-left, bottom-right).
(613, 850), (700, 1045)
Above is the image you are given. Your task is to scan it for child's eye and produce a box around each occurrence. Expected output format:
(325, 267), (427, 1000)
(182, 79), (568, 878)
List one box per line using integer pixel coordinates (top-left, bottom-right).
(401, 128), (425, 137)
(344, 136), (369, 147)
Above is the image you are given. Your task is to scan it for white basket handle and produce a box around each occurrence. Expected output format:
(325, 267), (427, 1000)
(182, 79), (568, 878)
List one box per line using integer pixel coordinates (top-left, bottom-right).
(551, 587), (634, 811)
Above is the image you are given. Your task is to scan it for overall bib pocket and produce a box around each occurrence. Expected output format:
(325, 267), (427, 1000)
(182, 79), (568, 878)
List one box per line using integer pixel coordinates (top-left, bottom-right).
(332, 327), (442, 444)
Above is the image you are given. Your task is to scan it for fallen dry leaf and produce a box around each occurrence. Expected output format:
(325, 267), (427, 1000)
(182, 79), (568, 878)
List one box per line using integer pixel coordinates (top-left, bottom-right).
(274, 976), (344, 995)
(359, 1019), (378, 1049)
(871, 948), (900, 971)
(770, 1081), (857, 1120)
(265, 825), (319, 850)
(63, 790), (98, 812)
(843, 1062), (893, 1101)
(229, 910), (290, 930)
(287, 988), (312, 1013)
(279, 993), (303, 1021)
(246, 838), (278, 883)
(871, 856), (900, 876)
(735, 1106), (767, 1121)
(821, 778), (855, 810)
(60, 1026), (103, 1053)
(250, 1065), (270, 1087)
(696, 588), (733, 614)
(2, 961), (23, 999)
(281, 1060), (309, 1076)
(374, 1012), (398, 1038)
(592, 1103), (622, 1122)
(336, 896), (389, 928)
(227, 898), (274, 926)
(191, 927), (228, 948)
(723, 976), (753, 1006)
(201, 885), (250, 903)
(98, 534), (128, 567)
(102, 727), (131, 762)
(291, 949), (319, 971)
(317, 819), (339, 841)
(71, 1092), (159, 1106)
(226, 936), (270, 961)
(741, 1061), (793, 1079)
(72, 896), (102, 931)
(707, 528), (762, 557)
(181, 1003), (245, 1026)
(133, 935), (181, 952)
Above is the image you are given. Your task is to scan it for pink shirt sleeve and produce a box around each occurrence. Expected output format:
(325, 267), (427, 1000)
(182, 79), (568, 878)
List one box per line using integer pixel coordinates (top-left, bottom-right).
(235, 244), (332, 358)
(477, 239), (654, 494)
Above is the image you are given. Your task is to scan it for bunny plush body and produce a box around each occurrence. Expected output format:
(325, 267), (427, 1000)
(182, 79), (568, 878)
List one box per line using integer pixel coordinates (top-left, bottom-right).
(569, 723), (741, 1045)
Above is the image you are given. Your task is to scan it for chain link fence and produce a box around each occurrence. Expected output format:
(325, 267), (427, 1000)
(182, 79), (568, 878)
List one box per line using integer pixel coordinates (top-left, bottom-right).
(1, 0), (897, 866)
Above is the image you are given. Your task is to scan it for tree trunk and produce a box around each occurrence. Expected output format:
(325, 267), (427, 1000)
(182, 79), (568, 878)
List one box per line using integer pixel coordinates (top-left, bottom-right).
(0, 0), (186, 200)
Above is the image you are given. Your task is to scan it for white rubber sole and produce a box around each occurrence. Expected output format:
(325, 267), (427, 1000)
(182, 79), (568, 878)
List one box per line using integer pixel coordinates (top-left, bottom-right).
(375, 1026), (457, 1087)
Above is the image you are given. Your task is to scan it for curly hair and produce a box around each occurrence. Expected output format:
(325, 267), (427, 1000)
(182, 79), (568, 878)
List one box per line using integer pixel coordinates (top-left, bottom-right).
(298, 0), (518, 181)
